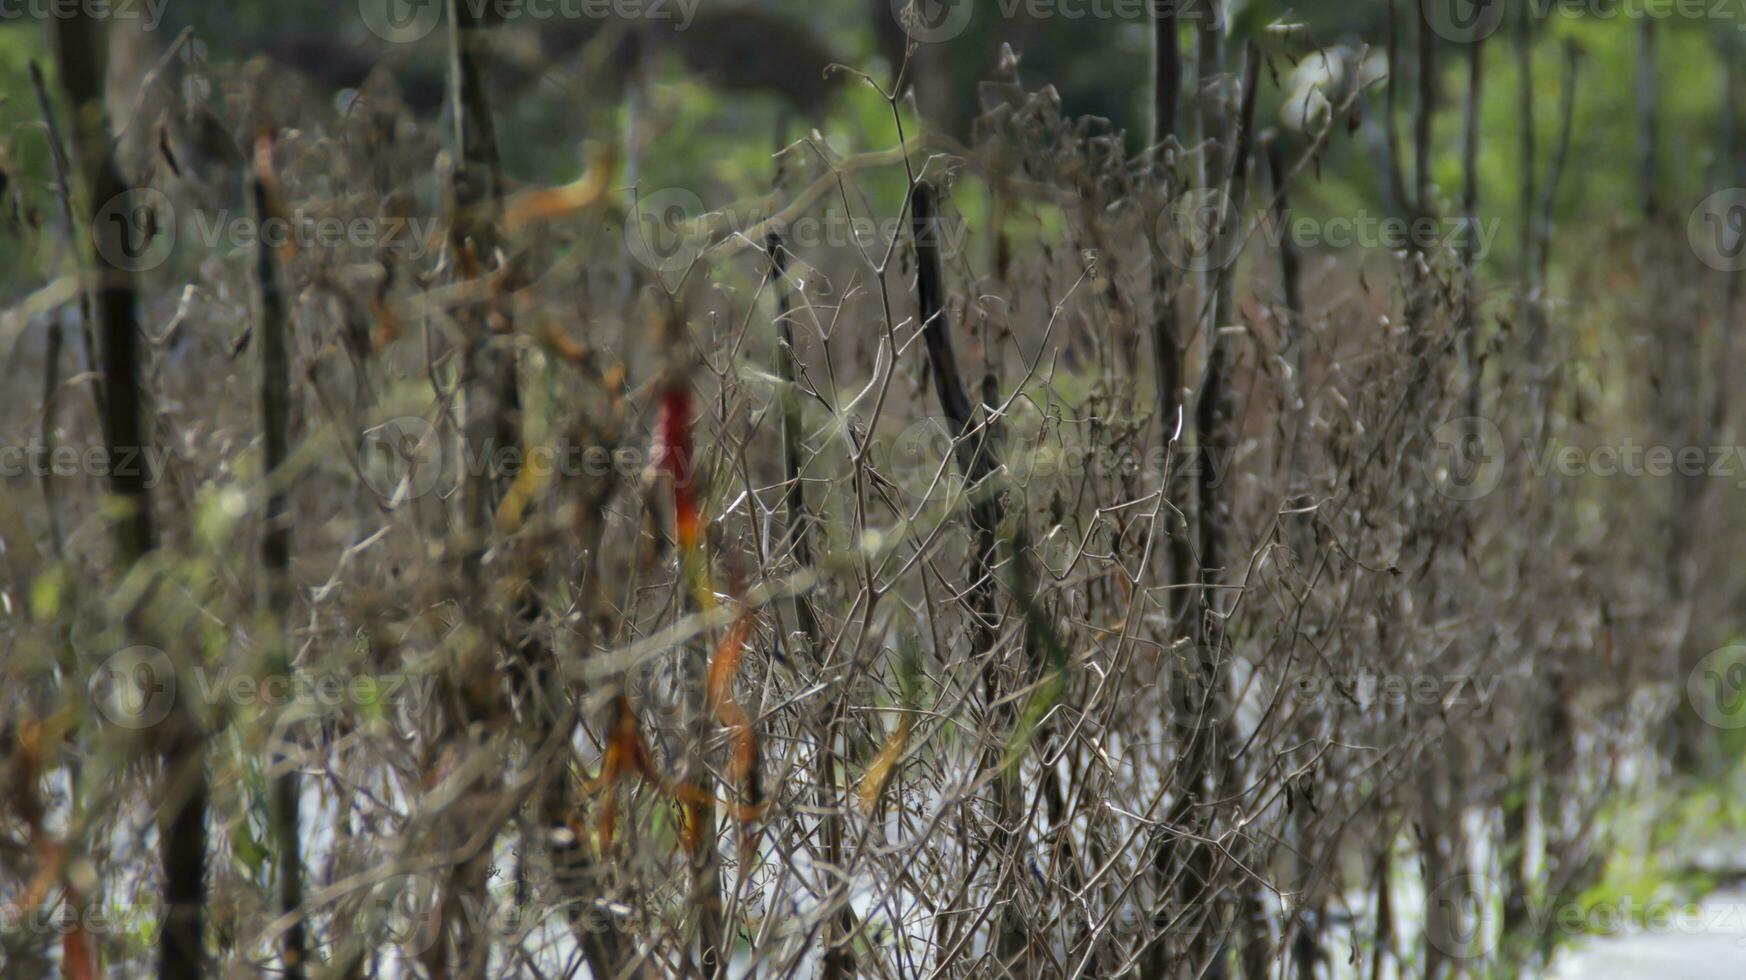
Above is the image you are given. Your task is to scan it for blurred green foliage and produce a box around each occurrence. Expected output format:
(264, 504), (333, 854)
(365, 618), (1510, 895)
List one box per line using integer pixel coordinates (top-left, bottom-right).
(0, 3), (1741, 297)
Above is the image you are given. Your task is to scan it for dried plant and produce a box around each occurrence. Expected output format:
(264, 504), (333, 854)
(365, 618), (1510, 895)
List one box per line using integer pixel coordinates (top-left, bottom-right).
(2, 3), (1740, 979)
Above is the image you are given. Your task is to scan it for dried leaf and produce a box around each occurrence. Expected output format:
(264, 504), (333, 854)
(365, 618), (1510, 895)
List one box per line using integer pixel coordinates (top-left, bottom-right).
(502, 144), (617, 230)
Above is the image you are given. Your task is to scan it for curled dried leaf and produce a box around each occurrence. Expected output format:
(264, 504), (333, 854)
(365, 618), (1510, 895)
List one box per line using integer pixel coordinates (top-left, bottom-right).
(503, 144), (617, 231)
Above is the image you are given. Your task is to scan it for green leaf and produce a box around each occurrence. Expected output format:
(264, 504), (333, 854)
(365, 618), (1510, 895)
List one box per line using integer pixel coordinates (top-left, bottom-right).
(30, 565), (66, 621)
